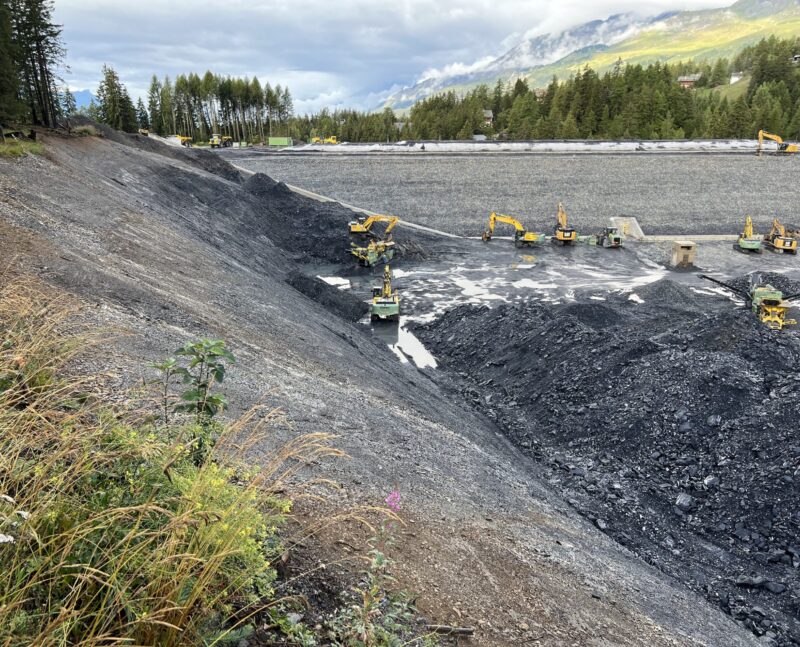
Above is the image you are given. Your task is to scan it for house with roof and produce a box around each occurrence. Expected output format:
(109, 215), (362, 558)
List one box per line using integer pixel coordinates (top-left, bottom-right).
(677, 73), (702, 89)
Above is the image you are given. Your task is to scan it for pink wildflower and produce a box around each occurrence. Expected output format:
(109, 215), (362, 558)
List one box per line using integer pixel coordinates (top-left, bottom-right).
(385, 490), (401, 512)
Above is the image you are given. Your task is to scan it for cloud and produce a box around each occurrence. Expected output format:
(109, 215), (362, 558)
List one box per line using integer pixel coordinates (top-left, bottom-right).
(54, 0), (734, 112)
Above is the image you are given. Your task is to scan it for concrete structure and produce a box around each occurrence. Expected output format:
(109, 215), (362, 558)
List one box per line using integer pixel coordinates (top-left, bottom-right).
(730, 72), (744, 84)
(671, 240), (697, 268)
(483, 110), (494, 126)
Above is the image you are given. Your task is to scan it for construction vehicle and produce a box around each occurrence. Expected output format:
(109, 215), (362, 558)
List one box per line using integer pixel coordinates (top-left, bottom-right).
(701, 274), (800, 330)
(370, 265), (400, 322)
(350, 240), (396, 267)
(481, 212), (543, 247)
(177, 135), (192, 147)
(310, 135), (338, 145)
(596, 226), (623, 248)
(209, 134), (233, 148)
(552, 202), (577, 245)
(137, 128), (149, 137)
(764, 218), (798, 254)
(757, 130), (799, 156)
(736, 215), (763, 253)
(349, 214), (399, 238)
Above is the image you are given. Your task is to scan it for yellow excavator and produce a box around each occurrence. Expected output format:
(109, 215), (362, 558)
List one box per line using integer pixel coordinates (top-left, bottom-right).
(552, 202), (577, 245)
(349, 214), (399, 238)
(757, 130), (799, 156)
(737, 215), (763, 253)
(481, 213), (543, 247)
(764, 218), (798, 254)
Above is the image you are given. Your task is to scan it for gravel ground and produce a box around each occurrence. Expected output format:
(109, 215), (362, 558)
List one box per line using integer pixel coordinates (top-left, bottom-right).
(0, 130), (763, 646)
(227, 151), (800, 237)
(416, 276), (800, 645)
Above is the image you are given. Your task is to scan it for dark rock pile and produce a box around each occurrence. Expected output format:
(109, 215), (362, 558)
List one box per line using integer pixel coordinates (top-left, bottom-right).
(416, 277), (800, 645)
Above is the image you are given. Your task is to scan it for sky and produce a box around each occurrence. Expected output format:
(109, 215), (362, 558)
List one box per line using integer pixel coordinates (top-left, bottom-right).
(54, 0), (735, 113)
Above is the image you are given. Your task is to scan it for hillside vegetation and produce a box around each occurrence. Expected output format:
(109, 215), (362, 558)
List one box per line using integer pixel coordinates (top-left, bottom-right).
(399, 36), (800, 141)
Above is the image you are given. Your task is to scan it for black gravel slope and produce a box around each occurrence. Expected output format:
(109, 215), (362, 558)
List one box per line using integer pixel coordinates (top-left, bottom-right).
(416, 276), (800, 645)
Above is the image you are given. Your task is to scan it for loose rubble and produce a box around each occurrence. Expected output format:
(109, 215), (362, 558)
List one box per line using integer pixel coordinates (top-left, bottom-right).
(416, 276), (800, 645)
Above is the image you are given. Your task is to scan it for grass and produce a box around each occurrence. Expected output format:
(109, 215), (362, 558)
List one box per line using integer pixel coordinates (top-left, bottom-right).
(0, 139), (44, 158)
(72, 125), (99, 137)
(0, 277), (437, 646)
(0, 278), (337, 645)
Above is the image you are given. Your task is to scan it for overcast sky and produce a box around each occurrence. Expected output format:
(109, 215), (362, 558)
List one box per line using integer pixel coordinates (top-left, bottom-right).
(54, 0), (734, 113)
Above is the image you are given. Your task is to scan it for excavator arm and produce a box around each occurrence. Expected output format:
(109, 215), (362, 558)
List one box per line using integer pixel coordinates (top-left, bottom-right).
(349, 214), (399, 236)
(742, 215), (754, 238)
(557, 203), (569, 230)
(482, 212), (526, 241)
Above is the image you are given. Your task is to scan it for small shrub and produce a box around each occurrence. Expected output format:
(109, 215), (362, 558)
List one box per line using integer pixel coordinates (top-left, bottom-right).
(72, 124), (98, 137)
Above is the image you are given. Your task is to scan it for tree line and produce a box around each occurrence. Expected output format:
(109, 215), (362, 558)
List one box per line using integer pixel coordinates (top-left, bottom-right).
(0, 0), (68, 132)
(397, 35), (800, 142)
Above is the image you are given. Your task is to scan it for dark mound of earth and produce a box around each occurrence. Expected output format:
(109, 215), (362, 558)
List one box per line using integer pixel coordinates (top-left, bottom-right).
(416, 278), (800, 645)
(286, 272), (368, 322)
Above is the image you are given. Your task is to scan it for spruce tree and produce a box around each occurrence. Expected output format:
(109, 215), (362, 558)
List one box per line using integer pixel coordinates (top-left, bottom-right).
(136, 98), (149, 130)
(0, 1), (20, 128)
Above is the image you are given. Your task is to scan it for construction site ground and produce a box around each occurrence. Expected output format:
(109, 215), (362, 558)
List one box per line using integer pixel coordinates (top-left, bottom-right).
(1, 127), (796, 646)
(225, 148), (800, 237)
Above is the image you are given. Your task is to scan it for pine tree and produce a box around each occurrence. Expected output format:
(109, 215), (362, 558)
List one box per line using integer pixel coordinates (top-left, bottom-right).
(0, 0), (20, 128)
(7, 0), (65, 128)
(59, 86), (75, 117)
(147, 75), (161, 134)
(136, 97), (149, 130)
(96, 64), (137, 132)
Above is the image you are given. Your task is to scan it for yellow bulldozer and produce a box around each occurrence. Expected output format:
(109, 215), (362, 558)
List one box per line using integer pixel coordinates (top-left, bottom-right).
(349, 214), (399, 238)
(552, 202), (577, 245)
(757, 130), (799, 156)
(481, 213), (543, 247)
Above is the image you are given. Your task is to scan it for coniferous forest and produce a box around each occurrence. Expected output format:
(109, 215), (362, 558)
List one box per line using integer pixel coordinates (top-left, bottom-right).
(1, 3), (799, 146)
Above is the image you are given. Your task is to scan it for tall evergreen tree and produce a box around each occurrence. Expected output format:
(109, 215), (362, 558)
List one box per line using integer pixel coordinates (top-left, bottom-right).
(136, 97), (149, 130)
(7, 0), (65, 128)
(0, 1), (20, 128)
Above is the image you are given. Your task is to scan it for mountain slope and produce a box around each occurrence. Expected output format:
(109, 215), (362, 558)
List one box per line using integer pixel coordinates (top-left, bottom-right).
(384, 0), (800, 109)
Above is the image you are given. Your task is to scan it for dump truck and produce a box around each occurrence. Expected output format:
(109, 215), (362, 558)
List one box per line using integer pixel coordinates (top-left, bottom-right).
(177, 135), (193, 147)
(370, 264), (400, 322)
(764, 218), (798, 254)
(349, 215), (399, 239)
(736, 216), (762, 253)
(757, 130), (799, 156)
(209, 134), (233, 148)
(701, 274), (800, 330)
(350, 240), (396, 267)
(552, 203), (577, 245)
(481, 213), (543, 247)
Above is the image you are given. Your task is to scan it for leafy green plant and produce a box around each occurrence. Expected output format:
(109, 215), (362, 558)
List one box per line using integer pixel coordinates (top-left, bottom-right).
(173, 338), (234, 418)
(153, 339), (235, 465)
